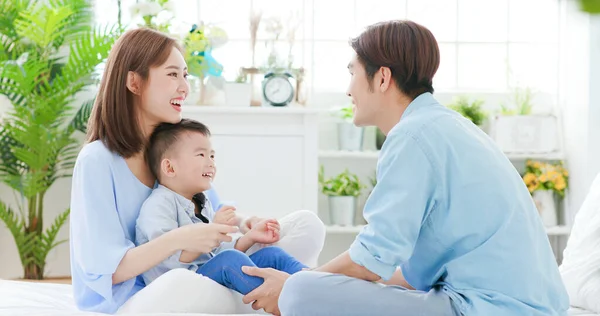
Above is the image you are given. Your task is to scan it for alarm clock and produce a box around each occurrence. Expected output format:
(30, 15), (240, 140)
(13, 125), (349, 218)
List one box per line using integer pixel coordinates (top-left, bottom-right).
(262, 72), (295, 107)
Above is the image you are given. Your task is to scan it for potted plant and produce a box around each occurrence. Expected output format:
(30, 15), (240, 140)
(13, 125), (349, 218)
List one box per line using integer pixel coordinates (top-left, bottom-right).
(319, 167), (365, 226)
(522, 160), (569, 227)
(335, 104), (364, 151)
(223, 69), (252, 107)
(0, 0), (120, 279)
(491, 87), (560, 154)
(448, 95), (488, 129)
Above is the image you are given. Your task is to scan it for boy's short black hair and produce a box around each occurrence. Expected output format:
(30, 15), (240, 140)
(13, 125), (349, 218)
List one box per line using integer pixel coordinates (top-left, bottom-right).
(145, 118), (211, 182)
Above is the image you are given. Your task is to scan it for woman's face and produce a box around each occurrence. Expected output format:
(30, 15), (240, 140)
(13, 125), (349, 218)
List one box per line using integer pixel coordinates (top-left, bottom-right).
(138, 46), (190, 127)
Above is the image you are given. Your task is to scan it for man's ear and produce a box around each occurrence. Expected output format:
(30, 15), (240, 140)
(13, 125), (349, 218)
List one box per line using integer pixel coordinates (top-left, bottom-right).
(126, 71), (142, 95)
(160, 158), (176, 178)
(378, 66), (392, 92)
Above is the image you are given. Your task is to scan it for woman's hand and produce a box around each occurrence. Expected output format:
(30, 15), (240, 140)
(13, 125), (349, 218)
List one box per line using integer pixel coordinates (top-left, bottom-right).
(212, 205), (237, 226)
(112, 223), (237, 285)
(178, 223), (238, 253)
(241, 267), (290, 315)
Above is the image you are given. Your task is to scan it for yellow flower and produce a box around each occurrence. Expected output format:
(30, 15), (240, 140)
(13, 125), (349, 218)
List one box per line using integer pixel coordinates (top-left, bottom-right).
(523, 173), (537, 185)
(528, 182), (539, 193)
(539, 173), (548, 183)
(555, 176), (566, 191)
(547, 170), (560, 181)
(526, 160), (533, 167)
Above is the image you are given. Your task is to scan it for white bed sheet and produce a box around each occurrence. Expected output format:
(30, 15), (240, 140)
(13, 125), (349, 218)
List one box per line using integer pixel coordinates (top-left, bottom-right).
(570, 307), (600, 316)
(2, 279), (598, 316)
(0, 280), (257, 316)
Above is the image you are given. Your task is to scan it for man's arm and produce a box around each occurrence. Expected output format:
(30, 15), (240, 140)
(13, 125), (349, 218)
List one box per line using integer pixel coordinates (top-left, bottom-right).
(346, 130), (438, 282)
(314, 251), (380, 281)
(379, 268), (415, 289)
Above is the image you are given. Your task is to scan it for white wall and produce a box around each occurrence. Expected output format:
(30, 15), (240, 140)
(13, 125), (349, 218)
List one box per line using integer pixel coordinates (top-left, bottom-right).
(559, 1), (600, 224)
(586, 15), (600, 200)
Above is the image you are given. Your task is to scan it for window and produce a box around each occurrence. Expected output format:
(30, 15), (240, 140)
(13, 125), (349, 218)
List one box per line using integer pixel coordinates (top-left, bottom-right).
(94, 0), (562, 106)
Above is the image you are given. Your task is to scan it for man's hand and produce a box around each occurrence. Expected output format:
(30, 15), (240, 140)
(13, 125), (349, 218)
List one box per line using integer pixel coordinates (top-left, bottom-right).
(241, 266), (290, 315)
(213, 205), (237, 226)
(246, 219), (280, 244)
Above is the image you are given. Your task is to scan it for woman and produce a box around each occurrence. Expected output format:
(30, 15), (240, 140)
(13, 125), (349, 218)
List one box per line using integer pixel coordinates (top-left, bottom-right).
(69, 28), (325, 314)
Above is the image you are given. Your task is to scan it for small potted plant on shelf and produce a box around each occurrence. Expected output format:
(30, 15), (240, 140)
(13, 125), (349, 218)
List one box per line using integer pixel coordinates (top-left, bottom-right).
(223, 69), (252, 107)
(522, 159), (569, 227)
(319, 167), (365, 226)
(448, 95), (488, 131)
(335, 104), (364, 151)
(491, 87), (561, 155)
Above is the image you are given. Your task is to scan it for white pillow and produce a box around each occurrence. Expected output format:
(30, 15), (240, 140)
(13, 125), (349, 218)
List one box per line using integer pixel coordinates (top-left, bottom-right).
(118, 269), (262, 314)
(560, 173), (600, 312)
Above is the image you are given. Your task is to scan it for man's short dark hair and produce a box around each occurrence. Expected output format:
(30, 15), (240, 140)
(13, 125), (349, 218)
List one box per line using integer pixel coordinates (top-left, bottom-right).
(350, 20), (440, 99)
(145, 118), (211, 181)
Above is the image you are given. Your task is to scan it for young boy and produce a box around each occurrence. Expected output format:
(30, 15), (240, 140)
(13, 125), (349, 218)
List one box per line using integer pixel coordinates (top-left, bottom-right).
(135, 118), (307, 295)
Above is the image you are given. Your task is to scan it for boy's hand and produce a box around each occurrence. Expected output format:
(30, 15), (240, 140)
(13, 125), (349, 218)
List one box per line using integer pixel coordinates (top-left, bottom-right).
(242, 216), (261, 232)
(246, 219), (280, 244)
(213, 205), (237, 226)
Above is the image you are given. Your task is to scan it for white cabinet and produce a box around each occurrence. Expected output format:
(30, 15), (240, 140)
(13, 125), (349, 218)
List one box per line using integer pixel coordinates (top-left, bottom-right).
(182, 106), (319, 219)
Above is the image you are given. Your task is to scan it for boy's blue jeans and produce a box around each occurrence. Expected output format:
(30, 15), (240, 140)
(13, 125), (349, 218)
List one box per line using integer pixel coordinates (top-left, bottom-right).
(196, 246), (307, 295)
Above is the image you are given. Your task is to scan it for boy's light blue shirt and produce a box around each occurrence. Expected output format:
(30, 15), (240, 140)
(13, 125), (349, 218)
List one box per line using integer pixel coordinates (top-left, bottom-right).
(135, 185), (240, 285)
(349, 93), (569, 315)
(69, 140), (229, 314)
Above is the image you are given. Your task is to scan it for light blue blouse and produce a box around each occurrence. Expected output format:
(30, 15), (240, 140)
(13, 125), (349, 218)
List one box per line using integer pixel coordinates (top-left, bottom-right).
(69, 140), (225, 313)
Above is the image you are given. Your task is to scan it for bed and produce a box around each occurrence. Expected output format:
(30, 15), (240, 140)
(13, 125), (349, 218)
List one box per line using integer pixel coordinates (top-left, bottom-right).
(0, 279), (260, 316)
(0, 279), (597, 316)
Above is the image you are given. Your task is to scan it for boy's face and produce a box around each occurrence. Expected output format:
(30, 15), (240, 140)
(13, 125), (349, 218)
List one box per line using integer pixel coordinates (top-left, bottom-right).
(166, 131), (215, 195)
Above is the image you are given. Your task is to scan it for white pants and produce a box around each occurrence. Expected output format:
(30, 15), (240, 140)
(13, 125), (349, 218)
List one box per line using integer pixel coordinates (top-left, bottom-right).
(117, 210), (326, 314)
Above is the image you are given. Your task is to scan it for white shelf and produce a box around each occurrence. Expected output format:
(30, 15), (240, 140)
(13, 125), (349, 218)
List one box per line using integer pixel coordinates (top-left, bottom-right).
(318, 150), (379, 159)
(504, 152), (565, 161)
(182, 104), (321, 115)
(326, 225), (571, 236)
(326, 225), (364, 234)
(319, 150), (565, 161)
(546, 225), (572, 236)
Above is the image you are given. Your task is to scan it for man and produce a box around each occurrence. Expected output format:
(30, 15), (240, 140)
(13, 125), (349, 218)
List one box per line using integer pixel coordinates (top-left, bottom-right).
(241, 20), (569, 316)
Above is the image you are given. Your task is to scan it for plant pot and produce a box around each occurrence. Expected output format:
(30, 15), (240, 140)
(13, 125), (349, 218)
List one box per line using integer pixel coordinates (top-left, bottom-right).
(533, 190), (557, 227)
(224, 82), (252, 107)
(337, 121), (364, 151)
(328, 196), (356, 226)
(491, 115), (560, 154)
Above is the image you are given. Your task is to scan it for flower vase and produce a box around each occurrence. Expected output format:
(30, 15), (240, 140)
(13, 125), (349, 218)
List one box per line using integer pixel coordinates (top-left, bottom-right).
(197, 75), (206, 105)
(533, 190), (557, 227)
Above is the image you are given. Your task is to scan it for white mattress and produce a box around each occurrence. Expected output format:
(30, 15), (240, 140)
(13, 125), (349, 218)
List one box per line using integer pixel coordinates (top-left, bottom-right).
(570, 307), (600, 316)
(0, 280), (257, 316)
(1, 279), (598, 316)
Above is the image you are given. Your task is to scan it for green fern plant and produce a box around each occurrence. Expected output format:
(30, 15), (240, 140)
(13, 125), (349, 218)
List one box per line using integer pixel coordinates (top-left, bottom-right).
(499, 87), (534, 116)
(318, 166), (365, 197)
(448, 95), (487, 126)
(0, 0), (120, 279)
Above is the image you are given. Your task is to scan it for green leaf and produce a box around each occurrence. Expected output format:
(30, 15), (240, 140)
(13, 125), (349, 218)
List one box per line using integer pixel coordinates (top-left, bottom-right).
(68, 98), (93, 135)
(579, 0), (600, 13)
(0, 0), (120, 279)
(319, 167), (365, 197)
